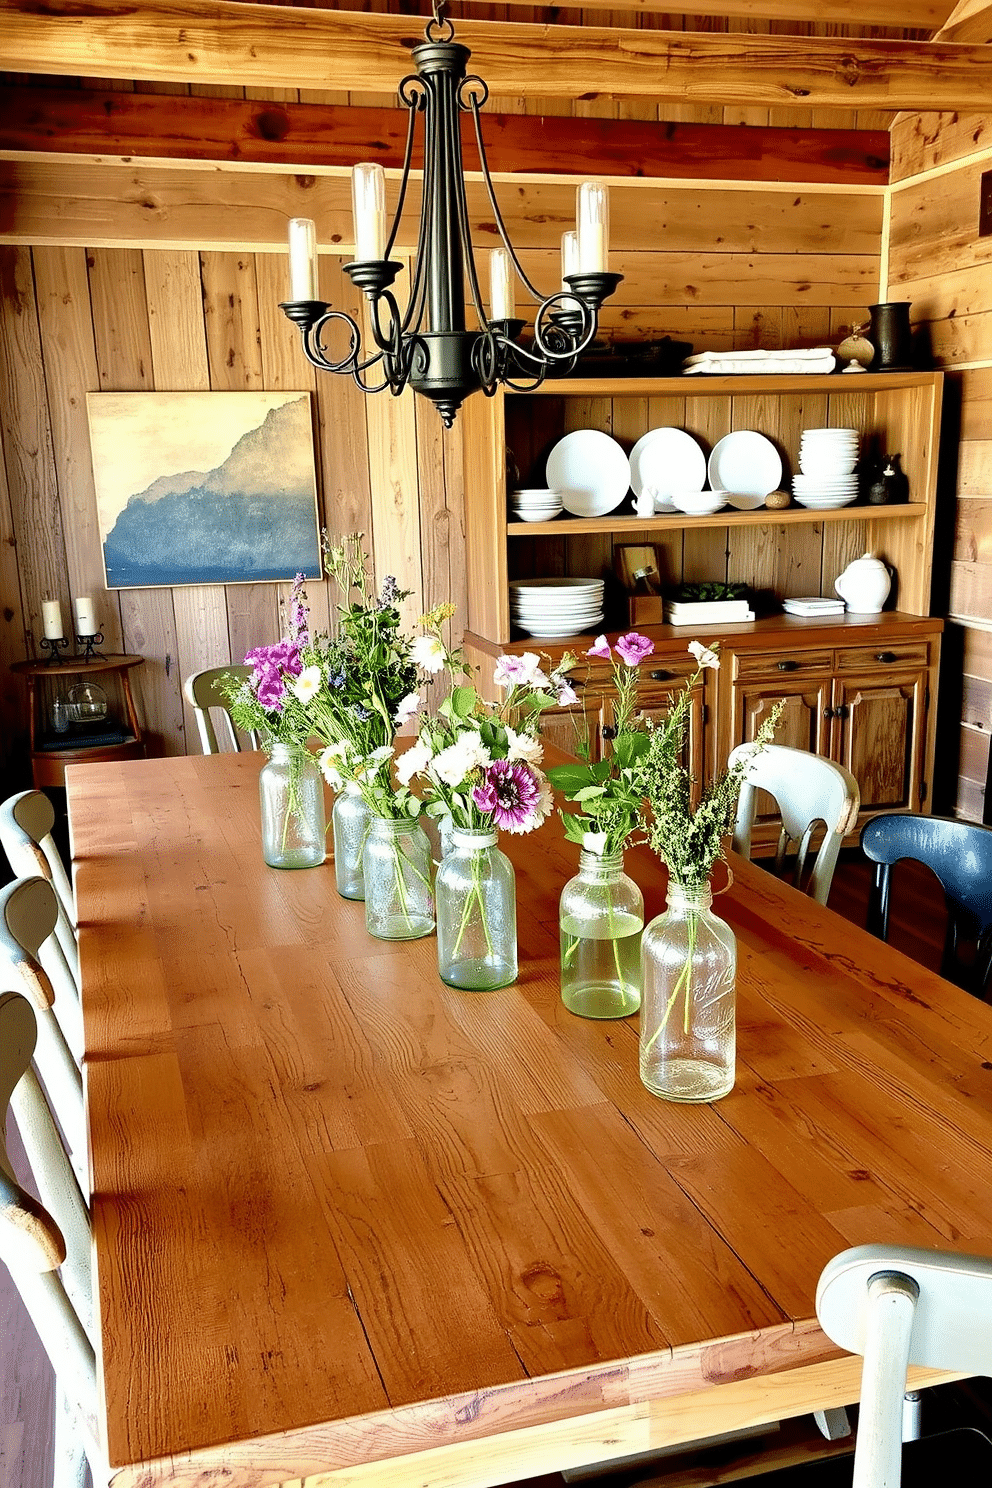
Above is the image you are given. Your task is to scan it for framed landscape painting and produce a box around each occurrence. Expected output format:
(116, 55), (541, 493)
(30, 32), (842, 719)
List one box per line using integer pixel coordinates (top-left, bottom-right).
(86, 391), (321, 589)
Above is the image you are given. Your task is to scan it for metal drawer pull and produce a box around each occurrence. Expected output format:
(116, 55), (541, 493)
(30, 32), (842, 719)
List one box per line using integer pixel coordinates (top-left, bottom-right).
(777, 660), (799, 672)
(649, 669), (674, 681)
(875, 651), (898, 664)
(823, 707), (834, 719)
(602, 725), (617, 740)
(823, 705), (849, 719)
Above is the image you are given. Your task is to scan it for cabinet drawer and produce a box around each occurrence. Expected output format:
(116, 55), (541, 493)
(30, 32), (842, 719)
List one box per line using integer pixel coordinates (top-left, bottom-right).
(733, 649), (833, 680)
(834, 642), (931, 672)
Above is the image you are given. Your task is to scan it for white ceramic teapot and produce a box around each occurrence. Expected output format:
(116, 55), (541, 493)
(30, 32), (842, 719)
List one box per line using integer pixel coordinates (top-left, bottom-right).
(835, 552), (892, 614)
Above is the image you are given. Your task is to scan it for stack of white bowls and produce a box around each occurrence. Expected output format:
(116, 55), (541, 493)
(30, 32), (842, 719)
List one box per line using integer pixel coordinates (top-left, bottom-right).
(511, 488), (564, 522)
(509, 577), (605, 638)
(792, 427), (860, 509)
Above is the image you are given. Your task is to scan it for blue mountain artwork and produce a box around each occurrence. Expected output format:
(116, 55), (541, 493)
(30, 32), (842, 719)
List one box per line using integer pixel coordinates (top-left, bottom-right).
(102, 396), (321, 588)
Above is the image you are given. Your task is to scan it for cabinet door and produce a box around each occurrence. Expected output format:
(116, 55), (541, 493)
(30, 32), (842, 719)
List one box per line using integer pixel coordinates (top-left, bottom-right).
(728, 675), (833, 834)
(538, 695), (605, 761)
(832, 670), (929, 814)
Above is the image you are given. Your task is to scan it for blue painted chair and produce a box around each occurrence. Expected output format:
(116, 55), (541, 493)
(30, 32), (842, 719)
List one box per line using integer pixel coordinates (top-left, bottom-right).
(860, 814), (992, 999)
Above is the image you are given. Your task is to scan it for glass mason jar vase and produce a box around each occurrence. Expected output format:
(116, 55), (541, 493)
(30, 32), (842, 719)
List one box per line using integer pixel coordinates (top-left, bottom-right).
(559, 849), (643, 1019)
(332, 782), (370, 900)
(363, 816), (435, 941)
(258, 743), (326, 870)
(639, 880), (736, 1102)
(436, 828), (517, 991)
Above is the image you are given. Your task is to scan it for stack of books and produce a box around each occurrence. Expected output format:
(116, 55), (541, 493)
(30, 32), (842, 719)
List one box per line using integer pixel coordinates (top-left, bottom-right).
(782, 596), (846, 618)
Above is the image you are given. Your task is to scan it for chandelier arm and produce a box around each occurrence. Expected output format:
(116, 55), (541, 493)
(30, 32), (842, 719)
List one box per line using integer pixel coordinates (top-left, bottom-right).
(453, 91), (488, 329)
(400, 77), (436, 336)
(532, 295), (598, 360)
(368, 288), (406, 357)
(469, 100), (546, 303)
(383, 85), (421, 263)
(300, 309), (363, 374)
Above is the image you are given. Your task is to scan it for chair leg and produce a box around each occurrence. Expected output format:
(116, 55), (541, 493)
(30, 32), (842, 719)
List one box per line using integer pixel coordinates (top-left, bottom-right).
(902, 1390), (922, 1442)
(53, 1382), (90, 1488)
(814, 1407), (852, 1440)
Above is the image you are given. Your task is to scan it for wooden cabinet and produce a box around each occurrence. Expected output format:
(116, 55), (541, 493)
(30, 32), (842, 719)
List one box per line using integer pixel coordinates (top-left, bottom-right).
(461, 370), (945, 838)
(10, 654), (146, 788)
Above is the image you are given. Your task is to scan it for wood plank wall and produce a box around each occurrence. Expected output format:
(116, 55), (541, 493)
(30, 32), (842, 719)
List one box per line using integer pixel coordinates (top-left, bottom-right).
(889, 110), (992, 821)
(0, 71), (886, 772)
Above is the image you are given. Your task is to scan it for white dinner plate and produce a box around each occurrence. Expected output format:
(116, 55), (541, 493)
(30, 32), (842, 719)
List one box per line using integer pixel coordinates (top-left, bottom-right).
(707, 431), (783, 498)
(510, 577), (603, 595)
(546, 430), (631, 517)
(515, 616), (604, 637)
(629, 427), (706, 502)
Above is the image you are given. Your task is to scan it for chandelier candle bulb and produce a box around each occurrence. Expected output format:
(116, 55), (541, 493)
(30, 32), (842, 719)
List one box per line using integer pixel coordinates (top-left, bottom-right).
(490, 249), (515, 322)
(42, 600), (64, 641)
(352, 163), (387, 263)
(561, 230), (581, 311)
(577, 182), (609, 273)
(74, 597), (97, 637)
(287, 218), (318, 302)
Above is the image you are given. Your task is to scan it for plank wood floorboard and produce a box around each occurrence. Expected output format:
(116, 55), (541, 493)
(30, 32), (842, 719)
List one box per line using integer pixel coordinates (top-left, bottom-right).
(0, 851), (966, 1488)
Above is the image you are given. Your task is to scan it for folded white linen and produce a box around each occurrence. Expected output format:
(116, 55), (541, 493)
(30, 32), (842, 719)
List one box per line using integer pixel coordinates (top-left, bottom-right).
(684, 346), (835, 365)
(684, 354), (837, 375)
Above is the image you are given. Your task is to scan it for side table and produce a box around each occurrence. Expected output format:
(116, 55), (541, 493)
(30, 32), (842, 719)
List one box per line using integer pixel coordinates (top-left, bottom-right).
(10, 654), (146, 788)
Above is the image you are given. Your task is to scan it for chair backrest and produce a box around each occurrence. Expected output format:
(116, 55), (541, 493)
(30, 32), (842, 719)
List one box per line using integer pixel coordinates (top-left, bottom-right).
(0, 879), (86, 1183)
(860, 814), (992, 997)
(184, 665), (258, 755)
(817, 1244), (992, 1488)
(729, 743), (861, 906)
(0, 990), (101, 1469)
(0, 790), (79, 984)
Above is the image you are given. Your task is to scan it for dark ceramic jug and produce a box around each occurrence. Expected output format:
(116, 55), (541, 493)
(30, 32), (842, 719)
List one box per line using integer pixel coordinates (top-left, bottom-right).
(868, 302), (914, 372)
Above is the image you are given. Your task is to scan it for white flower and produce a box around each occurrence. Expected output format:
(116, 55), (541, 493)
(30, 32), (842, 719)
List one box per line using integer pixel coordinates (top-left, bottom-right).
(318, 740), (350, 789)
(430, 732), (491, 788)
(369, 744), (394, 765)
(688, 640), (720, 670)
(396, 739), (433, 786)
(394, 691), (420, 725)
(582, 830), (608, 855)
(291, 665), (322, 703)
(493, 651), (547, 689)
(505, 726), (543, 766)
(411, 635), (446, 673)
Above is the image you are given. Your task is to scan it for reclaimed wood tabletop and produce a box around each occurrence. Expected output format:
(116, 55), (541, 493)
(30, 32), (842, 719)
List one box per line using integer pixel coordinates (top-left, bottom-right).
(66, 751), (992, 1488)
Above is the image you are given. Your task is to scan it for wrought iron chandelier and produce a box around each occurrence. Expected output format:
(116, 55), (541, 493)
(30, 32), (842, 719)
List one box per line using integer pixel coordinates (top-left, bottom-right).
(281, 1), (622, 427)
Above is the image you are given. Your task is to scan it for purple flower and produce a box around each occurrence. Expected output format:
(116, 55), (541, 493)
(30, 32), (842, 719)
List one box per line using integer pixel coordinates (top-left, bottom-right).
(586, 634), (611, 660)
(481, 758), (540, 833)
(556, 681), (579, 706)
(245, 639), (302, 679)
(287, 573), (310, 649)
(614, 631), (655, 667)
(471, 781), (498, 813)
(254, 665), (286, 711)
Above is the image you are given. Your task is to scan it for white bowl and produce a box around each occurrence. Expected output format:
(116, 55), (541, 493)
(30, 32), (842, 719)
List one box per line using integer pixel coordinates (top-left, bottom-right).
(724, 491), (766, 511)
(793, 493), (859, 509)
(512, 508), (564, 523)
(672, 490), (728, 515)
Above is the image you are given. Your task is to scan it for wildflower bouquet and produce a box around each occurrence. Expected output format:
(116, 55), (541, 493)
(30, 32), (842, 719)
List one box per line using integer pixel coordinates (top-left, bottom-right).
(546, 630), (657, 856)
(223, 572), (318, 751)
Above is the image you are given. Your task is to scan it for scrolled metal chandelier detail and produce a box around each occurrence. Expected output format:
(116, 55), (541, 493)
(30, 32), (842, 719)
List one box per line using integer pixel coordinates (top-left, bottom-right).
(280, 2), (622, 427)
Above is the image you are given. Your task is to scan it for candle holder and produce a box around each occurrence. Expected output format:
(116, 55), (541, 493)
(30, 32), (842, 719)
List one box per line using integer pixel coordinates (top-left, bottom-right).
(40, 636), (69, 665)
(76, 632), (104, 662)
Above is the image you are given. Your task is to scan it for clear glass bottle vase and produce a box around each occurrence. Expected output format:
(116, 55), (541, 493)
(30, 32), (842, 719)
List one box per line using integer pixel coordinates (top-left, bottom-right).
(639, 880), (736, 1102)
(436, 828), (517, 991)
(258, 743), (326, 870)
(363, 816), (435, 941)
(332, 782), (370, 900)
(559, 849), (643, 1019)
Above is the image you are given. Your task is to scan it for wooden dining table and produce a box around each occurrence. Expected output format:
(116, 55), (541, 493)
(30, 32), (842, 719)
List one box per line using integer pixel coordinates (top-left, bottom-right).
(66, 750), (992, 1488)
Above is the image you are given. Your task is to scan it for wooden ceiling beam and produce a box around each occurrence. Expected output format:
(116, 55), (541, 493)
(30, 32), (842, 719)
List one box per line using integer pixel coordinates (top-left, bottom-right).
(1, 0), (991, 112)
(490, 0), (949, 28)
(0, 86), (891, 186)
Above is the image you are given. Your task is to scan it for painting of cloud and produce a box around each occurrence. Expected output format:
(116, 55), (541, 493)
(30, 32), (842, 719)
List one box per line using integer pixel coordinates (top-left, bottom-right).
(86, 391), (321, 589)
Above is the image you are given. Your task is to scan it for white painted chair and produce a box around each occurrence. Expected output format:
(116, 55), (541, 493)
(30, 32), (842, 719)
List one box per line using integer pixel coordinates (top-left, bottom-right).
(0, 789), (79, 985)
(814, 1244), (992, 1488)
(729, 743), (860, 906)
(0, 990), (105, 1488)
(184, 665), (258, 754)
(0, 879), (86, 1187)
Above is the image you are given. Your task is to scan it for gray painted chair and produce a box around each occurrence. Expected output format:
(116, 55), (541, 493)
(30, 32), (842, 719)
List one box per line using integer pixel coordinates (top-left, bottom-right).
(183, 665), (258, 754)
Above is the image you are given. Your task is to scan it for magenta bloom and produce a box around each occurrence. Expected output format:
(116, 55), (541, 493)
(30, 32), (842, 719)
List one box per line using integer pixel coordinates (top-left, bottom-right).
(471, 781), (498, 813)
(245, 639), (303, 713)
(481, 758), (540, 832)
(614, 631), (655, 667)
(586, 634), (611, 660)
(556, 681), (579, 706)
(287, 573), (310, 649)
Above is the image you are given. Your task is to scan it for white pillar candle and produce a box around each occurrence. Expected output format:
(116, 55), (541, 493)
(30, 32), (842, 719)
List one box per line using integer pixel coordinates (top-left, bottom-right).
(351, 163), (386, 262)
(576, 181), (609, 273)
(489, 249), (515, 322)
(74, 596), (97, 636)
(287, 218), (318, 302)
(560, 231), (581, 312)
(42, 600), (64, 641)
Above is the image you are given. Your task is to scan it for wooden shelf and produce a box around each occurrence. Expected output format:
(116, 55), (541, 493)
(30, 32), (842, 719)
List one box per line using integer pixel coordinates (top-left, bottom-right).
(513, 371), (941, 398)
(507, 502), (926, 537)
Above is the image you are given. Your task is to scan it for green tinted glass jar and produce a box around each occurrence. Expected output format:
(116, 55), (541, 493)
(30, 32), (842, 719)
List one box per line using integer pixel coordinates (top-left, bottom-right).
(559, 849), (643, 1019)
(436, 828), (517, 991)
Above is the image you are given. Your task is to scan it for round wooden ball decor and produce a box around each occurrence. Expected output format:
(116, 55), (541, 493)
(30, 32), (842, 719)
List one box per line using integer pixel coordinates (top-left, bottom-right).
(764, 489), (791, 509)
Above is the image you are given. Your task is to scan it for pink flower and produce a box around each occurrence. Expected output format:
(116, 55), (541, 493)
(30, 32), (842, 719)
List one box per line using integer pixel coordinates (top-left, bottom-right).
(556, 681), (579, 706)
(493, 652), (544, 689)
(586, 635), (611, 660)
(479, 759), (541, 833)
(614, 632), (654, 667)
(471, 781), (498, 813)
